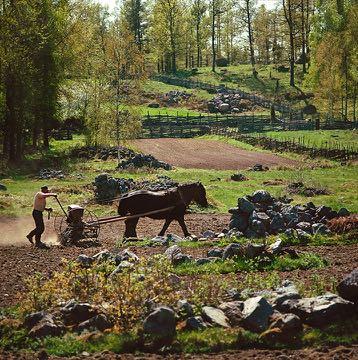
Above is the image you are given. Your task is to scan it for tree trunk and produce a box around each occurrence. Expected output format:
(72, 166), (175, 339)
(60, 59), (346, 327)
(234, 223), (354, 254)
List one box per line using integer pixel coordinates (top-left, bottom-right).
(301, 0), (306, 73)
(245, 0), (256, 77)
(211, 2), (216, 72)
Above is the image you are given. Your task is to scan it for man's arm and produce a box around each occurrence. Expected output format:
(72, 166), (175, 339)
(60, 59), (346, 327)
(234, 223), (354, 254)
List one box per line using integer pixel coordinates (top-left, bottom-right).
(39, 192), (57, 198)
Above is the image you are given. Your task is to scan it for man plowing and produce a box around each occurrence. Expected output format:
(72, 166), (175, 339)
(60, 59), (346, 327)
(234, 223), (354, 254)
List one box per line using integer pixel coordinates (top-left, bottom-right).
(26, 185), (57, 249)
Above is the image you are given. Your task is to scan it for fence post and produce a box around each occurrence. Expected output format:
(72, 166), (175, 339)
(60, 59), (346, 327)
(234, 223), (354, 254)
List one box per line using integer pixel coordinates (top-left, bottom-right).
(315, 117), (320, 130)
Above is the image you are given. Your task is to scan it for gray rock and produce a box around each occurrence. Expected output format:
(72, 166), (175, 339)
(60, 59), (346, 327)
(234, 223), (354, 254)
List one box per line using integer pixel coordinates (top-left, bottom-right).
(143, 306), (176, 338)
(202, 306), (230, 328)
(229, 214), (249, 232)
(185, 316), (207, 330)
(270, 313), (302, 333)
(207, 248), (223, 258)
(76, 254), (94, 268)
(92, 249), (112, 262)
(312, 223), (330, 235)
(77, 314), (112, 332)
(242, 296), (274, 333)
(218, 103), (230, 113)
(218, 301), (244, 326)
(272, 280), (301, 309)
(151, 236), (169, 246)
(296, 229), (311, 242)
(296, 222), (312, 233)
(280, 293), (354, 327)
(337, 269), (358, 303)
(238, 197), (255, 214)
(167, 234), (184, 243)
(244, 243), (266, 258)
(177, 299), (194, 318)
(202, 230), (216, 239)
(164, 245), (182, 263)
(121, 249), (139, 262)
(60, 300), (98, 325)
(110, 260), (134, 276)
(222, 243), (242, 260)
(267, 239), (282, 255)
(250, 220), (266, 236)
(24, 311), (47, 330)
(284, 228), (296, 238)
(29, 314), (64, 338)
(226, 288), (241, 301)
(250, 190), (273, 204)
(270, 214), (285, 233)
(316, 205), (332, 219)
(196, 257), (215, 265)
(338, 208), (350, 217)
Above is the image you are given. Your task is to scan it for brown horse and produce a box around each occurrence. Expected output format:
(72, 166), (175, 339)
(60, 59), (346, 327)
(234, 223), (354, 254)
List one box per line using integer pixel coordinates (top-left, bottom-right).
(117, 182), (208, 238)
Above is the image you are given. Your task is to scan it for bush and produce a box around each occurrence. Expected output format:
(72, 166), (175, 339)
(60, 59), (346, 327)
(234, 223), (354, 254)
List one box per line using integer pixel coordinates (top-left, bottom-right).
(216, 57), (229, 67)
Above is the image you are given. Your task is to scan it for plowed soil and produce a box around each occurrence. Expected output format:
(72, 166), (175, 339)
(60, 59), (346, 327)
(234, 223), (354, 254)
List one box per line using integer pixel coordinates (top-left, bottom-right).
(1, 213), (357, 310)
(131, 138), (299, 170)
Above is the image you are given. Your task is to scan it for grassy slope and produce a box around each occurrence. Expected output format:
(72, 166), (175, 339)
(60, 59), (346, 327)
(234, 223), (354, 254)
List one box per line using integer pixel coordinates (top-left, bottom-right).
(260, 129), (358, 150)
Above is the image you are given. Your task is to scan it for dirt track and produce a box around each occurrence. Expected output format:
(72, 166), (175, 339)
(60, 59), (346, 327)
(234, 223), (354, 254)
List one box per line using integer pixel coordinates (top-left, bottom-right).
(131, 138), (299, 170)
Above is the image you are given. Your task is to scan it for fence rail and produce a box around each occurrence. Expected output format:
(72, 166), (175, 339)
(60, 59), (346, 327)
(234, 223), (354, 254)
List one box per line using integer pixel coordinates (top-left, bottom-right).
(139, 113), (357, 139)
(210, 127), (358, 161)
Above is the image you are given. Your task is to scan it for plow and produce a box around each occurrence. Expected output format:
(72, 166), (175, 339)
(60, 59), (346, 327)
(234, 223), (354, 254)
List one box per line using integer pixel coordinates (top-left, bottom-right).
(53, 197), (175, 246)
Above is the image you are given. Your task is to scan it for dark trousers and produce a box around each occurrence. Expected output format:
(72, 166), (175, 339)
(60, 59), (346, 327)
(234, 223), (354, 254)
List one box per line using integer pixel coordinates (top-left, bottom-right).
(28, 210), (44, 244)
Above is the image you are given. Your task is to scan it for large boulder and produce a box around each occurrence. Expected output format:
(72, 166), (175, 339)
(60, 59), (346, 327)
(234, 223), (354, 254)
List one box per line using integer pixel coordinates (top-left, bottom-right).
(270, 312), (302, 333)
(337, 269), (358, 303)
(202, 306), (230, 328)
(77, 314), (112, 332)
(143, 306), (176, 339)
(60, 300), (98, 325)
(29, 314), (64, 338)
(250, 190), (273, 204)
(238, 197), (255, 214)
(242, 296), (274, 333)
(218, 301), (244, 326)
(185, 316), (207, 330)
(222, 243), (242, 260)
(280, 293), (354, 327)
(271, 280), (301, 309)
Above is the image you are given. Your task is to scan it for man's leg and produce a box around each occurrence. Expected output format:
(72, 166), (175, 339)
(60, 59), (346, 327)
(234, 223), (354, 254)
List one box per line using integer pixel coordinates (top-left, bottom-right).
(27, 211), (37, 244)
(33, 211), (45, 246)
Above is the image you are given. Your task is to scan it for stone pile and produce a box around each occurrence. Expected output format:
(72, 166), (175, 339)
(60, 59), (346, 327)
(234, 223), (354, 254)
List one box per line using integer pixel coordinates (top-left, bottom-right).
(93, 173), (133, 203)
(207, 93), (255, 114)
(93, 174), (178, 203)
(38, 169), (65, 180)
(143, 270), (357, 342)
(70, 146), (135, 160)
(118, 153), (172, 170)
(161, 90), (192, 105)
(228, 189), (350, 239)
(24, 299), (112, 338)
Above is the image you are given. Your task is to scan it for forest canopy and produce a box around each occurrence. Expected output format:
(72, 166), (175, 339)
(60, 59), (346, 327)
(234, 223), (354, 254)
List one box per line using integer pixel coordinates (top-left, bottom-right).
(0, 0), (357, 163)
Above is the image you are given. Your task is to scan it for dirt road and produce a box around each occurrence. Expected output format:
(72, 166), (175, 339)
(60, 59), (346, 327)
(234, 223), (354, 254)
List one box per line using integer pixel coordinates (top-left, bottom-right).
(131, 138), (299, 170)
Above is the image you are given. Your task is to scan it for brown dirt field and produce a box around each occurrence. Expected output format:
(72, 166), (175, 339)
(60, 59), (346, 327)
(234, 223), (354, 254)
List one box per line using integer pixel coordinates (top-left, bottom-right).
(1, 214), (357, 310)
(1, 346), (358, 359)
(131, 138), (299, 170)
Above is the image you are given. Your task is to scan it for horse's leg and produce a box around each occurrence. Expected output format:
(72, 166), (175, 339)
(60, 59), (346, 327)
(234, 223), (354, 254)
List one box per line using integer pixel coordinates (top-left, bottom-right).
(124, 218), (139, 238)
(177, 215), (191, 237)
(158, 218), (172, 236)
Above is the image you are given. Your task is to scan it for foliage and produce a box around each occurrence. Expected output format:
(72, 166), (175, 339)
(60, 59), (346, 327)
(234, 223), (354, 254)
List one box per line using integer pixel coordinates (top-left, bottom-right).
(174, 253), (327, 275)
(20, 256), (180, 331)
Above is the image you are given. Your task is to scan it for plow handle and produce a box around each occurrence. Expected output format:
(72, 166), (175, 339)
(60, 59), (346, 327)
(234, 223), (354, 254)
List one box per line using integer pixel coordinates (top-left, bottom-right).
(55, 197), (68, 218)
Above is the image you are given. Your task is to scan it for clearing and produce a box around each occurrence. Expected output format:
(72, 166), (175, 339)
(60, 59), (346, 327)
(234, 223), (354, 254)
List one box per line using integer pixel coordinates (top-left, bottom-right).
(132, 138), (298, 170)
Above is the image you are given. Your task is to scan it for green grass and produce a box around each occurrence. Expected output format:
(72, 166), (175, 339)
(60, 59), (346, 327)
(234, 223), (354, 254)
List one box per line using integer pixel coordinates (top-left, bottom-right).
(130, 104), (206, 116)
(1, 135), (357, 218)
(260, 130), (358, 151)
(174, 253), (327, 275)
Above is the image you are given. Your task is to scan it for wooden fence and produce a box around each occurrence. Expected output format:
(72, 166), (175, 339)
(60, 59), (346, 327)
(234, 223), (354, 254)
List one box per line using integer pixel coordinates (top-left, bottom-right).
(210, 127), (358, 161)
(139, 113), (357, 138)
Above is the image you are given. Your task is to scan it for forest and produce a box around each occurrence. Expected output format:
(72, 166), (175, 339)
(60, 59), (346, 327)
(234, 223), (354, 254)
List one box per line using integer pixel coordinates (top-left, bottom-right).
(0, 0), (357, 162)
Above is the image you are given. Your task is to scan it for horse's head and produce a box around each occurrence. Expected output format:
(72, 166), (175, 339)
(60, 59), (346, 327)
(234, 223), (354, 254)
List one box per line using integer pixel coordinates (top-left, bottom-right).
(193, 182), (209, 207)
(178, 182), (208, 207)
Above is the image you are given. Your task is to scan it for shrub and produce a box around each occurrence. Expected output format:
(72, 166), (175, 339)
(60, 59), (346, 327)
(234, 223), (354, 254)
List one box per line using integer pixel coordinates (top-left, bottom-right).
(216, 57), (229, 67)
(20, 256), (180, 331)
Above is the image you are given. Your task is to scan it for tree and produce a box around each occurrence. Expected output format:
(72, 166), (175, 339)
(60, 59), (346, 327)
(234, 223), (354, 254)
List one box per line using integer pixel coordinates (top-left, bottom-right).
(191, 0), (207, 67)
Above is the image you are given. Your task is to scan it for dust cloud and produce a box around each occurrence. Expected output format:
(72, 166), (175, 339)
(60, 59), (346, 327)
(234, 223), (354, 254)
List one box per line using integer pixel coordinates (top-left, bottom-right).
(0, 216), (59, 246)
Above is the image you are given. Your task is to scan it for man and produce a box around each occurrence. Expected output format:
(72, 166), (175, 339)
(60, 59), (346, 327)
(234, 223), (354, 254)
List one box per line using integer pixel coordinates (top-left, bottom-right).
(27, 186), (57, 248)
